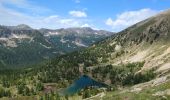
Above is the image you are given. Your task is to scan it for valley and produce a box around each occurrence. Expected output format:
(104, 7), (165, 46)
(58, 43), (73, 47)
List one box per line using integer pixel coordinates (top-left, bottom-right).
(0, 5), (170, 100)
(0, 25), (113, 68)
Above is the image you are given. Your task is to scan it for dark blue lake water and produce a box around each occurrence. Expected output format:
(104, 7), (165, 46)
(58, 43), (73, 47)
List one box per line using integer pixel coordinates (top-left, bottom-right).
(61, 75), (108, 95)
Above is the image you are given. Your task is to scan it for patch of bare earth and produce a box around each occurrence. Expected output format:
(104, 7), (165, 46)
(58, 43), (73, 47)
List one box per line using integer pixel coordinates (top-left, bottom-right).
(157, 63), (170, 72)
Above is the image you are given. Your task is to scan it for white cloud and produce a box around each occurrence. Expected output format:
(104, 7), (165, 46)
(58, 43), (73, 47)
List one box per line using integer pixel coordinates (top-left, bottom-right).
(105, 18), (114, 26)
(69, 10), (87, 18)
(0, 0), (52, 14)
(0, 0), (26, 6)
(0, 4), (35, 26)
(0, 0), (91, 29)
(105, 8), (159, 32)
(0, 8), (88, 29)
(0, 7), (88, 29)
(58, 19), (80, 27)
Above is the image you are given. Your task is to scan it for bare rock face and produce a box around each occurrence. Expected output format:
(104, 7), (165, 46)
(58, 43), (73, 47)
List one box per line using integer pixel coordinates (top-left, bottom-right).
(152, 89), (170, 96)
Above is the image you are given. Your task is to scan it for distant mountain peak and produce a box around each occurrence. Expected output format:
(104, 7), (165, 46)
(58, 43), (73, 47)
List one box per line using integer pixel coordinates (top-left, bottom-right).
(15, 24), (32, 30)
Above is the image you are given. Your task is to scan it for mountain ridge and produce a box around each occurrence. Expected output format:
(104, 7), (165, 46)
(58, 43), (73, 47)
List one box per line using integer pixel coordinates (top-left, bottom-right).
(0, 25), (114, 68)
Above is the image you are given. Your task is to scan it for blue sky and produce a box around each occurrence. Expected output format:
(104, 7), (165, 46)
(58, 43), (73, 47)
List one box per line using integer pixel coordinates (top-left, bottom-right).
(0, 0), (170, 32)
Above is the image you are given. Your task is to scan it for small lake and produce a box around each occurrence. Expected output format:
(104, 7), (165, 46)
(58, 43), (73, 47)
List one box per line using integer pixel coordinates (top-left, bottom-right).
(61, 75), (108, 95)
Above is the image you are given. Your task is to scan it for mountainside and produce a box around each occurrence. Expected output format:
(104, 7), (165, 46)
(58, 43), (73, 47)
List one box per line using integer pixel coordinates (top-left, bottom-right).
(25, 9), (170, 98)
(0, 9), (170, 100)
(0, 25), (113, 68)
(106, 9), (170, 72)
(0, 25), (54, 68)
(39, 9), (170, 82)
(39, 27), (113, 52)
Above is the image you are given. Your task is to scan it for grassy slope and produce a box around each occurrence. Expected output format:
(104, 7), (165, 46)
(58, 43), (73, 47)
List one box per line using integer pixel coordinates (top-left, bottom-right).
(103, 81), (170, 100)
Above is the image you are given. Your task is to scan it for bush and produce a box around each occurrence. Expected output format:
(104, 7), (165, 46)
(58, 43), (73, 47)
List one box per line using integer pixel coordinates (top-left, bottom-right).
(123, 70), (156, 85)
(36, 82), (44, 91)
(0, 87), (11, 98)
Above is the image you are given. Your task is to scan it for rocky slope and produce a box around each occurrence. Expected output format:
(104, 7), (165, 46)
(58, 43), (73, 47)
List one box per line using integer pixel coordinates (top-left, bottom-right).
(33, 9), (170, 92)
(39, 27), (113, 52)
(106, 9), (170, 74)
